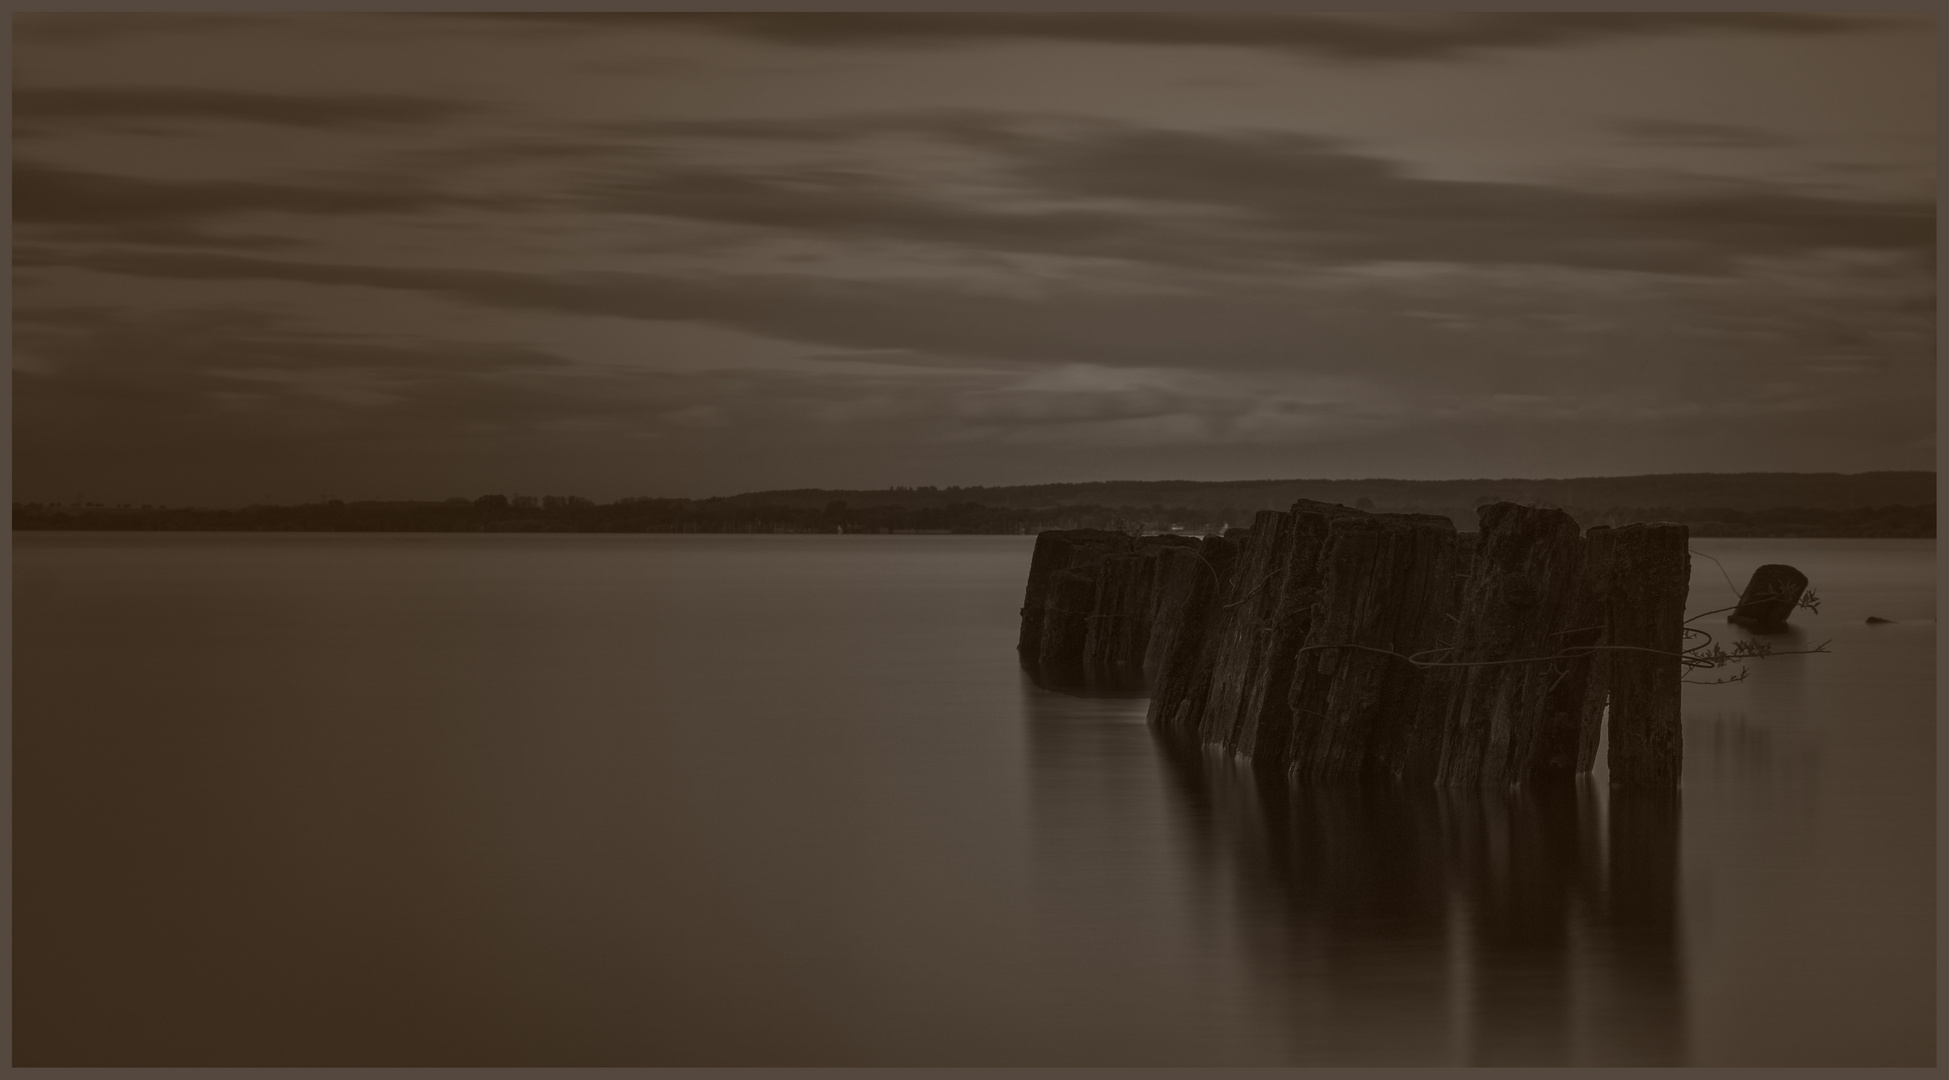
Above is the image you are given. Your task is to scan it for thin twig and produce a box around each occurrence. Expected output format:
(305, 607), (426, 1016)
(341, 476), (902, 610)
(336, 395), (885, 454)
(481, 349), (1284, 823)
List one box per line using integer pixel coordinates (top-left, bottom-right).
(1690, 547), (1744, 599)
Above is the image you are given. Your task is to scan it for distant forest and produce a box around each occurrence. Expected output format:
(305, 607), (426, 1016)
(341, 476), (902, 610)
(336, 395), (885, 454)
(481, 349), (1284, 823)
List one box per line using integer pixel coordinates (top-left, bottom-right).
(13, 472), (1937, 538)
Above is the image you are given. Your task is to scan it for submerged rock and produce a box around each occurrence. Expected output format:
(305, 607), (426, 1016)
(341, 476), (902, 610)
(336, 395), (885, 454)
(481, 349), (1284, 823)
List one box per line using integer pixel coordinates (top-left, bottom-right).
(1728, 563), (1809, 629)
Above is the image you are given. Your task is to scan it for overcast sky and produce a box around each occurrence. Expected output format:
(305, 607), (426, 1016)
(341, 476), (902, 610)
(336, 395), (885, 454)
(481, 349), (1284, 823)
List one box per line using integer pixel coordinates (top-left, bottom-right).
(14, 13), (1936, 505)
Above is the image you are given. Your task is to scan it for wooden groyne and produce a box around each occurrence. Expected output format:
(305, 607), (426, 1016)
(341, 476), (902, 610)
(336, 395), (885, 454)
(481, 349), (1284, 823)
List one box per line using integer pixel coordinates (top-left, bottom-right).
(1018, 501), (1691, 786)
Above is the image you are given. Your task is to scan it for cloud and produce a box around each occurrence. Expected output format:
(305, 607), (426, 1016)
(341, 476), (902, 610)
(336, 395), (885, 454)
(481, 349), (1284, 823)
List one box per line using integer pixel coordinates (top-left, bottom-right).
(22, 241), (1925, 422)
(14, 86), (480, 130)
(13, 13), (264, 44)
(12, 159), (516, 250)
(12, 12), (1933, 502)
(995, 124), (1934, 272)
(20, 99), (1930, 277)
(15, 243), (1932, 500)
(1614, 118), (1788, 149)
(572, 116), (1933, 276)
(945, 363), (1403, 450)
(452, 12), (1887, 63)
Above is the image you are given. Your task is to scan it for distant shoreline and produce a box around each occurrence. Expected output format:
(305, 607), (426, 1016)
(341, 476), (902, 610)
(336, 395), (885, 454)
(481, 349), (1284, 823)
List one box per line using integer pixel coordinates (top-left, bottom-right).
(13, 499), (1936, 540)
(16, 472), (1937, 539)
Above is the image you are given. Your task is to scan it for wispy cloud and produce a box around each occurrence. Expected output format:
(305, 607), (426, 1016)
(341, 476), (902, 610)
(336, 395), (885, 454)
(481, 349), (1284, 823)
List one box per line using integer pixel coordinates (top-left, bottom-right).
(1614, 118), (1788, 149)
(11, 12), (1933, 500)
(12, 160), (521, 253)
(563, 115), (1934, 275)
(14, 86), (480, 130)
(452, 12), (1887, 63)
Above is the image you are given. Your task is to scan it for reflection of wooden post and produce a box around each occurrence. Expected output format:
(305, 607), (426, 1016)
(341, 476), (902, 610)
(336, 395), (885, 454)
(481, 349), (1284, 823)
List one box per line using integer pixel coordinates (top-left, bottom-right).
(1604, 784), (1686, 1064)
(1606, 523), (1690, 786)
(1728, 564), (1808, 629)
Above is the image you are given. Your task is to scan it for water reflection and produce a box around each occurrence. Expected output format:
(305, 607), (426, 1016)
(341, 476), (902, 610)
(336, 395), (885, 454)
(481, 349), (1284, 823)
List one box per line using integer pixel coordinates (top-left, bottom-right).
(1024, 678), (1687, 1065)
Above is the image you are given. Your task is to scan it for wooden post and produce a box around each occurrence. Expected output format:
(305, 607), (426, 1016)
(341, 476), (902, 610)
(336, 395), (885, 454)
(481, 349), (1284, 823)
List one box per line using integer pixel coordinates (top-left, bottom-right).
(1574, 526), (1617, 773)
(1199, 509), (1305, 757)
(1081, 550), (1157, 691)
(1017, 529), (1130, 688)
(1146, 532), (1240, 745)
(1605, 523), (1690, 786)
(1138, 538), (1211, 688)
(1434, 503), (1586, 787)
(1286, 509), (1461, 781)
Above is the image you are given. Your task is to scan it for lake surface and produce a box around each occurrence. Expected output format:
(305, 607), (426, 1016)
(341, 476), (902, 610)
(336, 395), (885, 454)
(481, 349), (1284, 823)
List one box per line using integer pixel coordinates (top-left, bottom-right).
(12, 532), (1935, 1065)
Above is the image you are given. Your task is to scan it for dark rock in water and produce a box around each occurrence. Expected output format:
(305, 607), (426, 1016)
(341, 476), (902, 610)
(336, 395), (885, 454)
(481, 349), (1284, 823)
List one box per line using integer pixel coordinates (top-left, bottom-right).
(1604, 523), (1690, 787)
(1866, 616), (1894, 624)
(1727, 563), (1808, 629)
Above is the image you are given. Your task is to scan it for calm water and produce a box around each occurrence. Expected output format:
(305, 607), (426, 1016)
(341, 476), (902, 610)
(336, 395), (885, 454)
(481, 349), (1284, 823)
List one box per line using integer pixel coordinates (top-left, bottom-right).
(12, 532), (1935, 1065)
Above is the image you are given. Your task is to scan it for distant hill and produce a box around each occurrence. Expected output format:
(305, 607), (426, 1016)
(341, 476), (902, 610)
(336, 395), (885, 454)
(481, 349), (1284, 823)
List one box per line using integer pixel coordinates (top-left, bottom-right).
(14, 472), (1936, 538)
(723, 471), (1937, 523)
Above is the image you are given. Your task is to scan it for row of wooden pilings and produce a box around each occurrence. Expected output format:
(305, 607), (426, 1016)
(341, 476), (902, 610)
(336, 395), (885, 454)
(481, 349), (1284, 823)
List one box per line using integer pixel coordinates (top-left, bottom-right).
(1017, 500), (1691, 786)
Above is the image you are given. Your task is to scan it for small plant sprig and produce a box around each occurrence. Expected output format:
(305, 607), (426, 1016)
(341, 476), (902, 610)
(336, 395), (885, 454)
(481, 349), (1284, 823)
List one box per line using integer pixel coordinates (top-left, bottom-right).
(1677, 606), (1831, 685)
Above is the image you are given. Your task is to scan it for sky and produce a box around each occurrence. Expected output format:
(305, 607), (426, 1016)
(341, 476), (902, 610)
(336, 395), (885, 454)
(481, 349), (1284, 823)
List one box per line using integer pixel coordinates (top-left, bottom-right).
(12, 13), (1937, 505)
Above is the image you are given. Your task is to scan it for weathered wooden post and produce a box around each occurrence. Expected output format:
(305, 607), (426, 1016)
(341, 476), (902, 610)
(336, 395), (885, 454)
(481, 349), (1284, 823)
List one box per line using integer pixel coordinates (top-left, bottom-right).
(1138, 539), (1213, 687)
(1286, 508), (1461, 782)
(1728, 563), (1809, 629)
(1081, 549), (1158, 690)
(1393, 531), (1478, 784)
(1018, 529), (1131, 687)
(1605, 523), (1690, 786)
(1146, 532), (1240, 743)
(1434, 503), (1587, 787)
(1200, 509), (1308, 758)
(1574, 526), (1617, 773)
(1018, 530), (1108, 660)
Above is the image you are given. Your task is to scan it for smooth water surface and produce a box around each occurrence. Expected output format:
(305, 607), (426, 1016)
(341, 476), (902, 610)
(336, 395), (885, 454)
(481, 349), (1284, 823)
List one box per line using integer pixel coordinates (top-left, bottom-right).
(12, 533), (1935, 1065)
